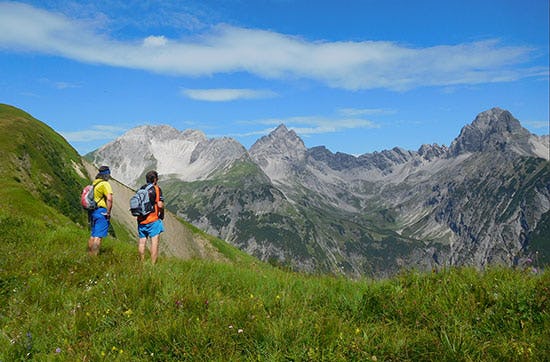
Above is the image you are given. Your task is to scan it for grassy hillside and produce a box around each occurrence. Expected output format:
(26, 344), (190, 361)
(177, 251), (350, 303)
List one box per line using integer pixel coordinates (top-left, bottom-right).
(1, 209), (548, 361)
(0, 104), (89, 224)
(1, 104), (548, 360)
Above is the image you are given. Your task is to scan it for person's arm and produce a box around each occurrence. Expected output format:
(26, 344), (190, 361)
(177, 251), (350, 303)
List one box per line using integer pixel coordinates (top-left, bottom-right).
(157, 186), (164, 219)
(105, 193), (113, 219)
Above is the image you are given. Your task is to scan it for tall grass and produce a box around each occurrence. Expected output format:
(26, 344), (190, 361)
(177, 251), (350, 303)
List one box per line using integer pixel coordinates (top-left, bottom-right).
(1, 210), (548, 361)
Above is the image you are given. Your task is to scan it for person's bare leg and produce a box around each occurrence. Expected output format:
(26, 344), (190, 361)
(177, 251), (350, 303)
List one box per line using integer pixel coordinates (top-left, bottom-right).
(138, 237), (147, 261)
(88, 236), (94, 255)
(150, 235), (160, 264)
(88, 237), (101, 256)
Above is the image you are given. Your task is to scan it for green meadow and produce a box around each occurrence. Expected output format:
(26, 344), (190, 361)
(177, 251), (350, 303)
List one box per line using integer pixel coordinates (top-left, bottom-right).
(1, 209), (548, 361)
(1, 104), (548, 361)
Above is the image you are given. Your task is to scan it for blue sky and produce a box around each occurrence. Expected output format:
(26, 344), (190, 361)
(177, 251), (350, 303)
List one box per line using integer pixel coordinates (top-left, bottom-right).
(0, 0), (548, 155)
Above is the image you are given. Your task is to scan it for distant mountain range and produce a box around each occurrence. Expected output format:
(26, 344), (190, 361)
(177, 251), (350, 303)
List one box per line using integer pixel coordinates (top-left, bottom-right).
(89, 108), (550, 277)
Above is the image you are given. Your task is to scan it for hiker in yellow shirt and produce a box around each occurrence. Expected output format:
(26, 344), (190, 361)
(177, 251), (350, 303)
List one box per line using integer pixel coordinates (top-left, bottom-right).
(88, 165), (113, 256)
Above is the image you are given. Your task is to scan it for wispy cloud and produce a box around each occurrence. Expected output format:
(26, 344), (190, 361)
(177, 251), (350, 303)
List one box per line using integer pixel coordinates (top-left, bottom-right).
(524, 120), (550, 129)
(182, 88), (277, 101)
(284, 116), (378, 135)
(143, 35), (168, 47)
(54, 81), (80, 89)
(60, 125), (127, 142)
(39, 77), (81, 90)
(225, 115), (378, 138)
(0, 2), (545, 91)
(292, 119), (378, 135)
(337, 108), (397, 117)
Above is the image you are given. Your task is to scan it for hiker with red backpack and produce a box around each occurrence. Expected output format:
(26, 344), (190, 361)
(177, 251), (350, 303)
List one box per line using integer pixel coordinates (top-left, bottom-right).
(83, 165), (113, 256)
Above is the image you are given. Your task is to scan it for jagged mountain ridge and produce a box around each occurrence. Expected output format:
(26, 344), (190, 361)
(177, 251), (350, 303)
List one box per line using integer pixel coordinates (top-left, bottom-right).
(90, 108), (550, 276)
(91, 125), (248, 188)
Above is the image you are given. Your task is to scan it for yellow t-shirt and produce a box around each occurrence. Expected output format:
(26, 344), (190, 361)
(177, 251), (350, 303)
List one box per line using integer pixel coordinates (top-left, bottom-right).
(93, 179), (113, 209)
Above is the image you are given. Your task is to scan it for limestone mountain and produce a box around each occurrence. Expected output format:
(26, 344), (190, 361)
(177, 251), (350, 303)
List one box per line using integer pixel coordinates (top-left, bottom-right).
(90, 125), (248, 188)
(249, 124), (308, 185)
(89, 108), (550, 277)
(449, 108), (548, 157)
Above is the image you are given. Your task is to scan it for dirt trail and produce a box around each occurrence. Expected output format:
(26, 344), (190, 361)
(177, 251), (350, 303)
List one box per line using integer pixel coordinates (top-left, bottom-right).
(83, 161), (225, 261)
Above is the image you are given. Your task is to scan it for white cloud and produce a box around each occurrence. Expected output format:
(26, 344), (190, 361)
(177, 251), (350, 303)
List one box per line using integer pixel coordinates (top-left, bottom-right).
(54, 81), (80, 89)
(338, 108), (396, 117)
(0, 2), (545, 91)
(39, 77), (81, 89)
(288, 117), (378, 135)
(182, 88), (277, 101)
(143, 35), (168, 47)
(60, 125), (126, 142)
(227, 115), (378, 138)
(525, 120), (550, 129)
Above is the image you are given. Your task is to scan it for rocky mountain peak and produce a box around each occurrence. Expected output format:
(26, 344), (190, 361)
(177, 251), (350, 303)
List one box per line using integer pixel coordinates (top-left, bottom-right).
(418, 143), (449, 160)
(125, 124), (179, 140)
(180, 129), (208, 142)
(269, 124), (303, 146)
(91, 125), (246, 186)
(449, 107), (537, 157)
(247, 124), (307, 183)
(272, 123), (290, 135)
(471, 107), (522, 132)
(249, 124), (307, 161)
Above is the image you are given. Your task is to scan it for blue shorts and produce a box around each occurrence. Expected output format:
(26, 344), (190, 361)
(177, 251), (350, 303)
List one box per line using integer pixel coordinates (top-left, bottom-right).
(90, 208), (109, 238)
(138, 219), (164, 238)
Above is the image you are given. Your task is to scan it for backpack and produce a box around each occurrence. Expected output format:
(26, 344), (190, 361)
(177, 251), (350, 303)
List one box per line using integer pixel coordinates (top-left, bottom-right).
(129, 184), (156, 217)
(81, 181), (103, 210)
